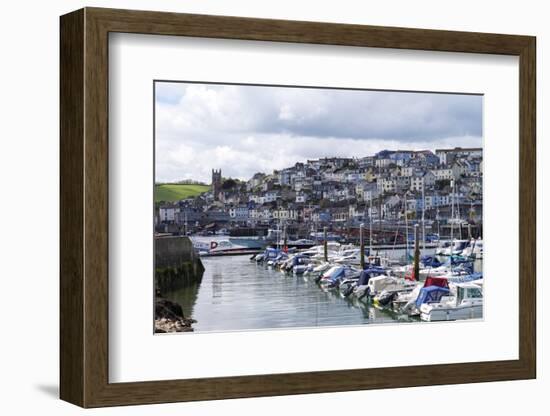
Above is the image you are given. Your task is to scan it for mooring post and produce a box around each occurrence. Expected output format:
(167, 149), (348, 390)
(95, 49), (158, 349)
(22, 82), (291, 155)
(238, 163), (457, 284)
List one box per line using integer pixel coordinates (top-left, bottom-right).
(360, 223), (365, 269)
(414, 224), (420, 281)
(323, 226), (328, 262)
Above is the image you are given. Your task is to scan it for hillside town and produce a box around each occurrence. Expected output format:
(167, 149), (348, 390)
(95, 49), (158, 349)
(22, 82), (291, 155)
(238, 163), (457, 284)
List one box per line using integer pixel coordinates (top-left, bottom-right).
(156, 147), (483, 243)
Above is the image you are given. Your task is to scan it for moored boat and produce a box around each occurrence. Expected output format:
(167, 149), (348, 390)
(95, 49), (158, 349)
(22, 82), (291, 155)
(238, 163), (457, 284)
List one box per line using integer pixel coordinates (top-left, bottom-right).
(420, 281), (483, 321)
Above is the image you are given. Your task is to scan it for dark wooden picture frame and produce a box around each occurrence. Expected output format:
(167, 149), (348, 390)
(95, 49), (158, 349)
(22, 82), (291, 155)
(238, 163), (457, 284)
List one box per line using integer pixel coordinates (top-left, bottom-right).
(60, 7), (536, 408)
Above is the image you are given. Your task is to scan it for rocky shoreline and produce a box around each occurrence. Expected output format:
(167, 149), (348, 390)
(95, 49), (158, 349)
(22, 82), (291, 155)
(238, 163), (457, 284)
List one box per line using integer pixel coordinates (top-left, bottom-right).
(154, 296), (196, 333)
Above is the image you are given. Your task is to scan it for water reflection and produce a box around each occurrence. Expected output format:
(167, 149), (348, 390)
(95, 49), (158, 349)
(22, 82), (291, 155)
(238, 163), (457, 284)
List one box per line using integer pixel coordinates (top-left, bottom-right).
(164, 282), (200, 321)
(164, 255), (418, 333)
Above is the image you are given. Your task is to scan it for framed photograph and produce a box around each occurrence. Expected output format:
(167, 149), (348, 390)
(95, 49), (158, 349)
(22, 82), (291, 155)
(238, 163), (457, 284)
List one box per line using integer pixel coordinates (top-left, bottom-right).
(60, 7), (536, 407)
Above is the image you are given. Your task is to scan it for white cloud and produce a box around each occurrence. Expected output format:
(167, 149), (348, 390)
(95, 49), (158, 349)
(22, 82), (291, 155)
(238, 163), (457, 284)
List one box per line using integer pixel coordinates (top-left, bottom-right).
(155, 82), (482, 183)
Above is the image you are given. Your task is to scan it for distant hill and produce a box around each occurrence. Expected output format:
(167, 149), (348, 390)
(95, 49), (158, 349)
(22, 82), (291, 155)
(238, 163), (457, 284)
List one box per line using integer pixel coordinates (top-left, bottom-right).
(155, 184), (210, 203)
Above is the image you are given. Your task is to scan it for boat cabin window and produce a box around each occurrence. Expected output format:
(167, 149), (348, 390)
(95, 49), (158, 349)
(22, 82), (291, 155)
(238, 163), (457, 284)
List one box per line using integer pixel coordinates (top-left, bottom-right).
(457, 287), (465, 303)
(458, 287), (482, 302)
(468, 288), (483, 298)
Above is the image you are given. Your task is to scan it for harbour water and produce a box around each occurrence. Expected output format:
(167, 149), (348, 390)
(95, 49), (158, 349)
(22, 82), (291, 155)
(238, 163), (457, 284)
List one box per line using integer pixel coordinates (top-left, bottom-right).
(163, 236), (482, 333)
(164, 256), (405, 333)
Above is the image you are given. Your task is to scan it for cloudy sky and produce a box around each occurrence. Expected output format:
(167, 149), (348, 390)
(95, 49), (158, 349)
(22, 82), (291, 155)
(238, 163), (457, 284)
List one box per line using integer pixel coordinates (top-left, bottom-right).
(155, 82), (482, 184)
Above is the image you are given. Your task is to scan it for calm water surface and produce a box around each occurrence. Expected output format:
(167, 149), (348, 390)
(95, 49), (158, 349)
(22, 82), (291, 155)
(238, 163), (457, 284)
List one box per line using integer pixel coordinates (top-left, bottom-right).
(164, 255), (407, 332)
(164, 237), (482, 333)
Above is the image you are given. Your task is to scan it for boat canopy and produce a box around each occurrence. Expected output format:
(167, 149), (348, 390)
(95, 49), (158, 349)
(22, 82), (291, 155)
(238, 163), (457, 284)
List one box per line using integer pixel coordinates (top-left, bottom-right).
(423, 276), (449, 289)
(264, 248), (283, 259)
(421, 255), (442, 268)
(291, 254), (309, 266)
(325, 266), (346, 282)
(446, 255), (471, 265)
(448, 272), (483, 284)
(357, 267), (385, 286)
(416, 286), (451, 308)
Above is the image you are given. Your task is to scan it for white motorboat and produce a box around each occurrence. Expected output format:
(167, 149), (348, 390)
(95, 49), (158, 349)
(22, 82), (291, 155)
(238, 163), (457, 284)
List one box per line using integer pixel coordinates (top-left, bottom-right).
(203, 239), (249, 255)
(300, 242), (342, 260)
(318, 265), (362, 289)
(420, 281), (483, 321)
(304, 261), (331, 278)
(333, 248), (370, 266)
(367, 275), (418, 298)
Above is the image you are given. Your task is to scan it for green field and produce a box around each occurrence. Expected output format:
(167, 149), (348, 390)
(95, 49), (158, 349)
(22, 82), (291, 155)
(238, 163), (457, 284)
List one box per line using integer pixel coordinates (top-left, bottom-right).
(155, 184), (210, 202)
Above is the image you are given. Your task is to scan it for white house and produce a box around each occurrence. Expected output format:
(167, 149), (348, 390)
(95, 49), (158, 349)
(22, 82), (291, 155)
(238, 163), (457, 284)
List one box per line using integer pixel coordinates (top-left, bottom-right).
(377, 177), (396, 193)
(431, 168), (454, 181)
(410, 171), (436, 191)
(272, 208), (298, 220)
(159, 205), (179, 222)
(375, 158), (392, 168)
(229, 205), (249, 221)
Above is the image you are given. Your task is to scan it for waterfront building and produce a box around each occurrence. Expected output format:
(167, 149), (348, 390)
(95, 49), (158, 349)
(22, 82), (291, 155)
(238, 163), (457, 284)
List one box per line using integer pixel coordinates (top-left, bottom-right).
(159, 203), (179, 223)
(228, 205), (250, 222)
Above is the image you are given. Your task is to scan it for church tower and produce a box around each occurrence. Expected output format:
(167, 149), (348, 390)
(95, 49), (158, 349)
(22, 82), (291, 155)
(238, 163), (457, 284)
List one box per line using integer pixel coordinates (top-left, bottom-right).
(212, 169), (222, 201)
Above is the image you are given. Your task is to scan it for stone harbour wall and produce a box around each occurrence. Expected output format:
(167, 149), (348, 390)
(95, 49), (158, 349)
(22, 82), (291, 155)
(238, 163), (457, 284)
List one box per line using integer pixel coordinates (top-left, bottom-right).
(154, 236), (204, 293)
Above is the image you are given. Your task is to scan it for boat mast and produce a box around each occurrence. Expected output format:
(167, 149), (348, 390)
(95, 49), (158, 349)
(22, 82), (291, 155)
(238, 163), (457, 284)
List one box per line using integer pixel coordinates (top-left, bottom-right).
(360, 223), (365, 269)
(414, 224), (420, 281)
(450, 179), (455, 243)
(369, 197), (373, 254)
(404, 193), (409, 261)
(323, 226), (328, 262)
(277, 217), (280, 250)
(456, 185), (462, 239)
(422, 182), (426, 251)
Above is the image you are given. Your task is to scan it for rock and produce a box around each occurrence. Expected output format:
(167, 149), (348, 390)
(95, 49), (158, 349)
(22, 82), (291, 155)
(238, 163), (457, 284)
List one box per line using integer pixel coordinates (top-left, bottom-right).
(154, 296), (196, 333)
(155, 297), (184, 320)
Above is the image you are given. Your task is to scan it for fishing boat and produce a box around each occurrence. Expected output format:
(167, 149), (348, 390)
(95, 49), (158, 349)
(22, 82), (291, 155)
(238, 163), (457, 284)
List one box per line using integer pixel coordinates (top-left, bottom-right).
(420, 281), (483, 321)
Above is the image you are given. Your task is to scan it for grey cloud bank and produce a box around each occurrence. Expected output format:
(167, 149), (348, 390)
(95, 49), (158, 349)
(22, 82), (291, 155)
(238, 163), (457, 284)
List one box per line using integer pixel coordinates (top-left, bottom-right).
(155, 82), (482, 183)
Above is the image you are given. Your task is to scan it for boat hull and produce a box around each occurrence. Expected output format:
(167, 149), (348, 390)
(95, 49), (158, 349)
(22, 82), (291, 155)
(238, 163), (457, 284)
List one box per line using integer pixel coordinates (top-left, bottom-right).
(420, 304), (483, 321)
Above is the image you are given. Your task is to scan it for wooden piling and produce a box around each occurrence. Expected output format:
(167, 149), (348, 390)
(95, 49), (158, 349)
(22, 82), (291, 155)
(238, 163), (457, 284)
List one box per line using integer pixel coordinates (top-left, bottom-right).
(323, 226), (328, 262)
(360, 223), (365, 269)
(414, 224), (420, 281)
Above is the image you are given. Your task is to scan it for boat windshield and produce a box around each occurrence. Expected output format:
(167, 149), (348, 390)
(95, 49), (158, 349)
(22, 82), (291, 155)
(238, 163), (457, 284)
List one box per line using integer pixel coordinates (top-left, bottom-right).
(458, 286), (483, 303)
